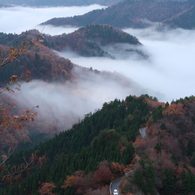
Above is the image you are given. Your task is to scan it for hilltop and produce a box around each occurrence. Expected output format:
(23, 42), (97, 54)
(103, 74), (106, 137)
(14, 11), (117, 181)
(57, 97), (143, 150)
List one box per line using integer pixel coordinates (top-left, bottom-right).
(0, 25), (142, 83)
(44, 24), (142, 58)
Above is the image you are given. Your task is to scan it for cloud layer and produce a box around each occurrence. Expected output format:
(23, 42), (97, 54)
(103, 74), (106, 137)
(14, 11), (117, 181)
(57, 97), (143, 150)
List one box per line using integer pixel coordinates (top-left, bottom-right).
(1, 6), (195, 131)
(58, 26), (195, 102)
(0, 5), (106, 34)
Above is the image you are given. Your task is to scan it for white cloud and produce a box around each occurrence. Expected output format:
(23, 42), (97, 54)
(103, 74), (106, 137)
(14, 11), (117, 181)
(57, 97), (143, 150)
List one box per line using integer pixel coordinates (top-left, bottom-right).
(58, 26), (195, 102)
(8, 69), (151, 130)
(1, 7), (195, 131)
(0, 5), (106, 34)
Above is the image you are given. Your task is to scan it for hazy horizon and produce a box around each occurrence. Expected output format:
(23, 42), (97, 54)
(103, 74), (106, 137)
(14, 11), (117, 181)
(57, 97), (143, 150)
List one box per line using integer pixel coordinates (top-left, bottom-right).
(0, 5), (106, 34)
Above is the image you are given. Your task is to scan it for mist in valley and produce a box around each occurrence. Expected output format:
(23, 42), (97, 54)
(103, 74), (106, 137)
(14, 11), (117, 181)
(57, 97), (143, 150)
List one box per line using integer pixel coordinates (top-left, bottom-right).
(0, 5), (106, 34)
(1, 6), (195, 132)
(61, 26), (195, 103)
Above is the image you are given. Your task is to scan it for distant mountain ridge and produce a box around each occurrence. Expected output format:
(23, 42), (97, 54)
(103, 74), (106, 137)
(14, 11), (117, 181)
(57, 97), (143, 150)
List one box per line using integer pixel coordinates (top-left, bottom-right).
(42, 0), (195, 29)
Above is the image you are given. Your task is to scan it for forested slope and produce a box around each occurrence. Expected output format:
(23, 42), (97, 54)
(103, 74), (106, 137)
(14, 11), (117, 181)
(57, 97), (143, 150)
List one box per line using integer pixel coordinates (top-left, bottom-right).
(164, 4), (195, 29)
(0, 95), (150, 194)
(0, 26), (145, 156)
(1, 95), (195, 194)
(42, 0), (195, 29)
(0, 24), (142, 68)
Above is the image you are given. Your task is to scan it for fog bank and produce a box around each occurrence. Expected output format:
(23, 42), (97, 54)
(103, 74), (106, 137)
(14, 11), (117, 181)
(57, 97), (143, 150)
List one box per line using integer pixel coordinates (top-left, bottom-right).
(0, 5), (106, 34)
(8, 69), (156, 131)
(58, 26), (195, 102)
(1, 6), (195, 132)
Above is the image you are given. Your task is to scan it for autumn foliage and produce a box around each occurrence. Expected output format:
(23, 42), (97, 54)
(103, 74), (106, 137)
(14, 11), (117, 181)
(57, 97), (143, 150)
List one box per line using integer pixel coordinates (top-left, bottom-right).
(93, 164), (112, 183)
(39, 182), (56, 195)
(163, 102), (186, 116)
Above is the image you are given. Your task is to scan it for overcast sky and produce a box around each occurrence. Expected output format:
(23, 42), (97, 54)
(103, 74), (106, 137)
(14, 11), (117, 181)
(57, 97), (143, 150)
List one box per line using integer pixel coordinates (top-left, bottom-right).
(1, 6), (195, 130)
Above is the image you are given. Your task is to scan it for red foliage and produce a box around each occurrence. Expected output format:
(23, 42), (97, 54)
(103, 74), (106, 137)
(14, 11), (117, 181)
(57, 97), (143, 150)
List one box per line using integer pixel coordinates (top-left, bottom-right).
(145, 98), (165, 109)
(39, 182), (56, 195)
(93, 165), (113, 183)
(110, 162), (125, 174)
(163, 102), (186, 116)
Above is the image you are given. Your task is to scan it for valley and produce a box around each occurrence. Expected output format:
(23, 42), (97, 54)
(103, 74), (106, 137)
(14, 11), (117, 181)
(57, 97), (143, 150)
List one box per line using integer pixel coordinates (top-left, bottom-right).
(0, 0), (195, 194)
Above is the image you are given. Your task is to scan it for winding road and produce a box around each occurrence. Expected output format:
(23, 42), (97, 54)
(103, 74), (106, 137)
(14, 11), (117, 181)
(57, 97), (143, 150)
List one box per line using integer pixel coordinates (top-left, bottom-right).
(110, 177), (124, 195)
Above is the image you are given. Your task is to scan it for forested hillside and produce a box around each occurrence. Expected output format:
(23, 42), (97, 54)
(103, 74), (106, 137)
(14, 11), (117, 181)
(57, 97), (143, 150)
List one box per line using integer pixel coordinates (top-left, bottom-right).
(1, 95), (195, 194)
(0, 24), (142, 66)
(1, 1), (195, 194)
(0, 26), (146, 159)
(0, 95), (150, 194)
(164, 4), (195, 29)
(42, 0), (195, 29)
(44, 24), (141, 57)
(0, 30), (75, 84)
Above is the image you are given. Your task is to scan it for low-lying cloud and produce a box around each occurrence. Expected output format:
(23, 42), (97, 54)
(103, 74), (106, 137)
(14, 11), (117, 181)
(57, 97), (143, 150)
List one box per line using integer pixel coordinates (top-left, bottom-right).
(7, 69), (154, 131)
(1, 6), (195, 132)
(0, 5), (106, 34)
(58, 26), (195, 103)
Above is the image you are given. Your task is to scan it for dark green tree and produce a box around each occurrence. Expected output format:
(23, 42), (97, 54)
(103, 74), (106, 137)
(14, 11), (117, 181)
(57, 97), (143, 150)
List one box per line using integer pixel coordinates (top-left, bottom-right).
(154, 142), (161, 153)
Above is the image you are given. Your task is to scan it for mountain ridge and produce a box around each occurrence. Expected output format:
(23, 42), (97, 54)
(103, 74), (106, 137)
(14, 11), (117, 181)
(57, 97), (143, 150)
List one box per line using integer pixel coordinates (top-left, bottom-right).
(42, 0), (195, 29)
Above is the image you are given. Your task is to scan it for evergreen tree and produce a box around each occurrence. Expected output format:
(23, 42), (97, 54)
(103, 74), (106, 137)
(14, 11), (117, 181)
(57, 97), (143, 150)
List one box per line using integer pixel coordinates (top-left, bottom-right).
(154, 142), (161, 153)
(182, 172), (195, 194)
(162, 169), (174, 195)
(190, 152), (195, 167)
(187, 138), (195, 156)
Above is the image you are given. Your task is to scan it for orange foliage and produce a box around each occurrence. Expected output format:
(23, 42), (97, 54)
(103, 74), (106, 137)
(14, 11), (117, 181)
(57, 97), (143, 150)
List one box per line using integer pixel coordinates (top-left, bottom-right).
(163, 102), (186, 116)
(61, 175), (78, 189)
(0, 151), (45, 185)
(93, 165), (112, 183)
(133, 138), (147, 148)
(0, 104), (38, 154)
(145, 98), (165, 109)
(110, 162), (125, 174)
(39, 182), (56, 195)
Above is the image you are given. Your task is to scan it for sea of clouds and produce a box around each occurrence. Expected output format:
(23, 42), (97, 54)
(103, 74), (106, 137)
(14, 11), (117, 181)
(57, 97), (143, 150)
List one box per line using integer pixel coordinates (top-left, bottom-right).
(1, 5), (195, 130)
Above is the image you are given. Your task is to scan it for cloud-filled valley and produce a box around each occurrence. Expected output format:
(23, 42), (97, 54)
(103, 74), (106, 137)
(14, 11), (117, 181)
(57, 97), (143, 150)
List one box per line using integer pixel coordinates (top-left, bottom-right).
(58, 26), (195, 103)
(0, 5), (106, 34)
(1, 6), (195, 131)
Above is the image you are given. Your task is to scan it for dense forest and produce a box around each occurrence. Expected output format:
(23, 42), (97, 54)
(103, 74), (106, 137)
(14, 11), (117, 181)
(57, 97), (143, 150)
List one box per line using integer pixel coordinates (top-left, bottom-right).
(1, 94), (195, 194)
(42, 0), (195, 29)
